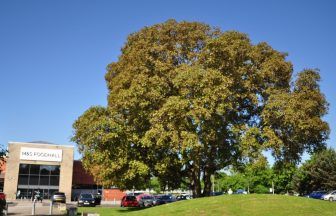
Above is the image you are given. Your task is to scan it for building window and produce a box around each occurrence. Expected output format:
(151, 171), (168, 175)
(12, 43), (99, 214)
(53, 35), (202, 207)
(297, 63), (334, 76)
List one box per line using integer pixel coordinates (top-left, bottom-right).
(18, 164), (29, 174)
(18, 175), (28, 185)
(50, 166), (60, 175)
(17, 164), (60, 199)
(39, 176), (49, 185)
(40, 165), (51, 175)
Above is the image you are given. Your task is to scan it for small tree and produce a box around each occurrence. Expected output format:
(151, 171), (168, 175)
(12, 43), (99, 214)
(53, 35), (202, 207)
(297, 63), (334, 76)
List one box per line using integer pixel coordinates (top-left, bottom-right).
(293, 148), (336, 195)
(272, 162), (297, 194)
(148, 177), (161, 194)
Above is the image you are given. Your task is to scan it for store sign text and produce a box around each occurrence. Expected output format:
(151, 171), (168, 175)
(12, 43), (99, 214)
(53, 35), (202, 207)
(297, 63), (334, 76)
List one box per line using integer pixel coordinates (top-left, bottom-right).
(20, 147), (62, 162)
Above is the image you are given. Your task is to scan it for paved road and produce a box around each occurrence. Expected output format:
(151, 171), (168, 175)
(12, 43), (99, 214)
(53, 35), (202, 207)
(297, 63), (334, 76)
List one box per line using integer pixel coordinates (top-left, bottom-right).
(7, 200), (68, 215)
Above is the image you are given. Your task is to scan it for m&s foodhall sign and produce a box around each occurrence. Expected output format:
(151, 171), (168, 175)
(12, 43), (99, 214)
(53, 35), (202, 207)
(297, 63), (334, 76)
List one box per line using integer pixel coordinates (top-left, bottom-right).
(20, 147), (63, 162)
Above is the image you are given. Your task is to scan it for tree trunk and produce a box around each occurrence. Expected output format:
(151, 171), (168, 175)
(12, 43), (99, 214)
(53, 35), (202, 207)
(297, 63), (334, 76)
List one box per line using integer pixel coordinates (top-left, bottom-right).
(192, 179), (202, 198)
(190, 163), (202, 198)
(202, 169), (213, 197)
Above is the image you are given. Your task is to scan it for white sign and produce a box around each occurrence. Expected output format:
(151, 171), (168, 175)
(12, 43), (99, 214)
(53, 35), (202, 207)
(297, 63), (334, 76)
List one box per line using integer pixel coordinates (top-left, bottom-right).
(20, 147), (62, 162)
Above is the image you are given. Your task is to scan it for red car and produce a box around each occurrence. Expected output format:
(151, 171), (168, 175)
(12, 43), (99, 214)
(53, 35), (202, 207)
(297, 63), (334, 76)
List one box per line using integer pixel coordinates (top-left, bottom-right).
(0, 192), (7, 214)
(120, 195), (139, 207)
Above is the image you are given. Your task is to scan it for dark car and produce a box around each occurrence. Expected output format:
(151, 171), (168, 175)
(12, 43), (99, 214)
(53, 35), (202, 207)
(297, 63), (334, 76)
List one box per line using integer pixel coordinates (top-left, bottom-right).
(176, 195), (188, 201)
(308, 191), (327, 199)
(235, 189), (247, 194)
(78, 193), (96, 207)
(137, 194), (155, 207)
(94, 194), (102, 205)
(176, 194), (192, 201)
(211, 192), (224, 196)
(120, 195), (139, 207)
(51, 192), (66, 203)
(154, 194), (176, 205)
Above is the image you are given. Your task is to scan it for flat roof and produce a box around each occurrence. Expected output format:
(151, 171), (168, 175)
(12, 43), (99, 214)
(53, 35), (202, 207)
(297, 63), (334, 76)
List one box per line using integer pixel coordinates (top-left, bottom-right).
(8, 141), (75, 148)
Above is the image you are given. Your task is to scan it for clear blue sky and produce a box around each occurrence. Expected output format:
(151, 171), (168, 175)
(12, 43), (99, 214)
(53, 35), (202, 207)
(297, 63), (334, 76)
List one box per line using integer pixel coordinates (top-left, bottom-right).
(1, 0), (335, 160)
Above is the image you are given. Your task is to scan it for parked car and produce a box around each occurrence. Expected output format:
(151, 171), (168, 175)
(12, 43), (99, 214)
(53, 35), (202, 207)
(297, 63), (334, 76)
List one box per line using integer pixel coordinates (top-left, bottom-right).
(94, 194), (101, 205)
(235, 189), (247, 194)
(0, 192), (7, 215)
(51, 192), (66, 203)
(176, 194), (192, 201)
(153, 195), (163, 205)
(154, 194), (176, 205)
(176, 195), (187, 201)
(307, 191), (327, 199)
(120, 195), (139, 207)
(211, 192), (224, 196)
(137, 194), (155, 207)
(127, 192), (143, 196)
(78, 193), (96, 207)
(322, 190), (336, 201)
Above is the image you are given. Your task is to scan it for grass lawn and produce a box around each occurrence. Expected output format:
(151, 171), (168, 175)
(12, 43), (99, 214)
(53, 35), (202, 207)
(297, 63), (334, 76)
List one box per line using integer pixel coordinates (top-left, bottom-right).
(78, 194), (336, 216)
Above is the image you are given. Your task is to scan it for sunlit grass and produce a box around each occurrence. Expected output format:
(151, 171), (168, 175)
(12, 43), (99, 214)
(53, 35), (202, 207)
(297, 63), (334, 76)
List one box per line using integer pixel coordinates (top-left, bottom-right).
(79, 194), (336, 216)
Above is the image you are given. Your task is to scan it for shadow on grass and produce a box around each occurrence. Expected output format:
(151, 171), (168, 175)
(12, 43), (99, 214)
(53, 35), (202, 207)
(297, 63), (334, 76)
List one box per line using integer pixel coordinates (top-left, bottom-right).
(78, 206), (147, 215)
(115, 207), (147, 213)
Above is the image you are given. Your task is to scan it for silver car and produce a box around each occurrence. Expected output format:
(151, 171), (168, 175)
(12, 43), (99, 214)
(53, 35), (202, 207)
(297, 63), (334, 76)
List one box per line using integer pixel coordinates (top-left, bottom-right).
(138, 195), (156, 207)
(51, 192), (66, 203)
(322, 190), (336, 201)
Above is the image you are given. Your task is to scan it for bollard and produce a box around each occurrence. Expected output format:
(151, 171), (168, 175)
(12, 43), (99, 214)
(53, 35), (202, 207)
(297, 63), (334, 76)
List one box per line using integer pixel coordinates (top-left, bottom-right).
(67, 207), (78, 216)
(49, 201), (53, 215)
(32, 199), (36, 215)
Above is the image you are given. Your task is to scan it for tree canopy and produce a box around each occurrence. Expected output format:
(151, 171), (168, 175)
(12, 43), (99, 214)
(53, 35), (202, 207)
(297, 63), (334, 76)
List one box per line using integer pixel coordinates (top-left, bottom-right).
(293, 148), (336, 195)
(72, 20), (329, 197)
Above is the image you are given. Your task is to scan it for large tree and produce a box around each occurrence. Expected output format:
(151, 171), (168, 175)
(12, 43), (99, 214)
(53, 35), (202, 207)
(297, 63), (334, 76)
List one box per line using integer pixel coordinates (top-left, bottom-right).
(72, 20), (329, 197)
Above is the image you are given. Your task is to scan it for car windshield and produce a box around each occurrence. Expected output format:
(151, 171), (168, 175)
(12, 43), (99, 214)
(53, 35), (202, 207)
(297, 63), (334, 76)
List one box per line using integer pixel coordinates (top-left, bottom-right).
(142, 196), (153, 199)
(126, 196), (136, 201)
(54, 192), (65, 196)
(81, 194), (93, 199)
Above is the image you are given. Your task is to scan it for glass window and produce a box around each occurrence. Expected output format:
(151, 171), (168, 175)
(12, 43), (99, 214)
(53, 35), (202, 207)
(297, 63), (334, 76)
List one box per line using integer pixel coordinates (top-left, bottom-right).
(29, 175), (39, 185)
(39, 176), (49, 185)
(50, 176), (59, 186)
(30, 165), (40, 175)
(50, 166), (60, 175)
(126, 196), (136, 201)
(17, 163), (60, 200)
(81, 194), (94, 199)
(40, 165), (51, 175)
(42, 189), (49, 199)
(17, 188), (27, 199)
(18, 175), (29, 185)
(19, 164), (30, 174)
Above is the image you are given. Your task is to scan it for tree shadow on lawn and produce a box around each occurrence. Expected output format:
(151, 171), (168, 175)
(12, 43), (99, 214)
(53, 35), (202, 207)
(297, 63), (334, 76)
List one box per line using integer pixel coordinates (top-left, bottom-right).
(78, 206), (147, 215)
(116, 207), (147, 214)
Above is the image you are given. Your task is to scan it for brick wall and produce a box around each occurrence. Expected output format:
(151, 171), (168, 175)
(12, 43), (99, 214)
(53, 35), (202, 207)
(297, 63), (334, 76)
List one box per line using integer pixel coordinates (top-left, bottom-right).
(103, 188), (125, 201)
(72, 160), (95, 185)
